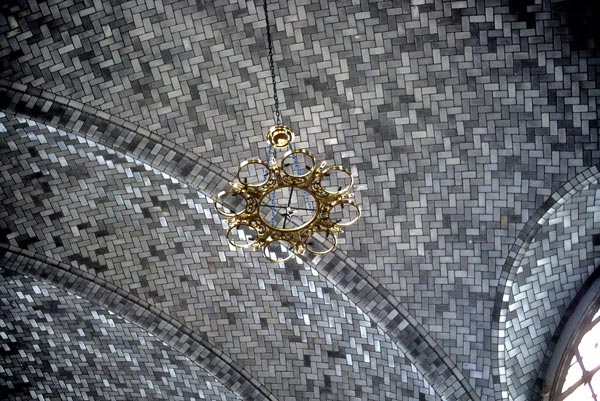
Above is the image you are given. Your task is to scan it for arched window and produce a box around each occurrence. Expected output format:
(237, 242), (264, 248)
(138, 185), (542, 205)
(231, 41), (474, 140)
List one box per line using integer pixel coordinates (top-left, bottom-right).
(555, 307), (600, 400)
(546, 271), (600, 401)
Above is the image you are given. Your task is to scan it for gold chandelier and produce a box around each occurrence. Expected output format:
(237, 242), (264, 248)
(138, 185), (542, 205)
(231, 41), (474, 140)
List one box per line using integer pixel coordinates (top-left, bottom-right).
(215, 1), (360, 262)
(215, 126), (360, 262)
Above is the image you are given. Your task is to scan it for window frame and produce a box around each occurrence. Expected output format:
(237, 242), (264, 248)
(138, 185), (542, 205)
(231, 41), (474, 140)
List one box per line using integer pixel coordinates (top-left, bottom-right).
(543, 271), (600, 401)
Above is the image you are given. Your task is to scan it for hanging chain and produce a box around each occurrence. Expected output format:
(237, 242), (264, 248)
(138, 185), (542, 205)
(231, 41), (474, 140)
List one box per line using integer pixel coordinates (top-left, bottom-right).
(264, 0), (281, 126)
(266, 144), (277, 226)
(264, 0), (312, 221)
(290, 142), (313, 210)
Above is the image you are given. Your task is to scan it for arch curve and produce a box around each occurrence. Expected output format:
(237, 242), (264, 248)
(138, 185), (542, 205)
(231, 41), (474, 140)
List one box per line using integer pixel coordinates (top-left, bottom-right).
(492, 165), (600, 400)
(0, 80), (478, 401)
(0, 244), (277, 401)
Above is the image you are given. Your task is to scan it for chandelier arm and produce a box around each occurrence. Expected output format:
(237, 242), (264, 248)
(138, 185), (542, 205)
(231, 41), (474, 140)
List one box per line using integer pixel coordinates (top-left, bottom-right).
(281, 185), (296, 229)
(263, 0), (281, 125)
(261, 203), (314, 212)
(289, 142), (314, 210)
(285, 185), (295, 209)
(269, 190), (276, 226)
(288, 206), (315, 212)
(265, 142), (278, 225)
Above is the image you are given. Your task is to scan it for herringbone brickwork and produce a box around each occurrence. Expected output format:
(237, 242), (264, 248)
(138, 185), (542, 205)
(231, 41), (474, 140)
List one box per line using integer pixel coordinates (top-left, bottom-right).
(504, 184), (600, 400)
(0, 269), (242, 401)
(1, 0), (600, 399)
(0, 115), (438, 401)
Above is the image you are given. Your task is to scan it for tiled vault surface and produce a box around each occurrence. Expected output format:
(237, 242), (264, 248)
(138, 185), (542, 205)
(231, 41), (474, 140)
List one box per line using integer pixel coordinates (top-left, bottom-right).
(504, 183), (600, 401)
(0, 114), (438, 401)
(0, 268), (242, 401)
(1, 0), (600, 399)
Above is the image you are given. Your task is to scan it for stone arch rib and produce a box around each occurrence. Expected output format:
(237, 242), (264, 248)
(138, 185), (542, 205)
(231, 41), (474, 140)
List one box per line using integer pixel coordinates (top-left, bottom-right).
(0, 79), (234, 197)
(0, 80), (479, 401)
(491, 164), (600, 400)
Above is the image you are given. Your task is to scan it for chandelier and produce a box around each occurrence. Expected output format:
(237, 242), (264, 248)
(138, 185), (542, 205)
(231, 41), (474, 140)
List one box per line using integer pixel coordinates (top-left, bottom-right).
(215, 0), (360, 262)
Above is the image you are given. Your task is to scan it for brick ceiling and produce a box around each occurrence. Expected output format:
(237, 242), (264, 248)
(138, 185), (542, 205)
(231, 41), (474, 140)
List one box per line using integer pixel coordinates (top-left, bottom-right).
(0, 1), (599, 401)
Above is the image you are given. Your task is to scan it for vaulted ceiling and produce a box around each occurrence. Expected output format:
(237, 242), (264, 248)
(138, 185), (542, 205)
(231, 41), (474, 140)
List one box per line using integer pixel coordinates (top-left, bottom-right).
(1, 1), (599, 401)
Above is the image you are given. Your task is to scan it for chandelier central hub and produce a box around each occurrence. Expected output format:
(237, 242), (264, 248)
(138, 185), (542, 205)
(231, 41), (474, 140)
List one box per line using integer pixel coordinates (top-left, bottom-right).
(259, 187), (317, 230)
